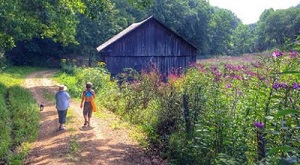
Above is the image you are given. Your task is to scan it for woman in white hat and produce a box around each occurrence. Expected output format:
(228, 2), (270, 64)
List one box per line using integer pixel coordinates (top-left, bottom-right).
(55, 85), (70, 131)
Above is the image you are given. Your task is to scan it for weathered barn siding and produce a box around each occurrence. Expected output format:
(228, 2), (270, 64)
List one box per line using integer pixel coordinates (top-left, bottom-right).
(97, 16), (197, 76)
(105, 56), (194, 75)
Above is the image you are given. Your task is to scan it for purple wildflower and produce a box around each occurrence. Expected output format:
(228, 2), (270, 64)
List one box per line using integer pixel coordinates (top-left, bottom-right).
(280, 83), (288, 88)
(225, 64), (233, 70)
(293, 82), (300, 89)
(290, 51), (298, 58)
(246, 71), (256, 77)
(273, 82), (280, 89)
(232, 75), (240, 80)
(258, 75), (265, 81)
(226, 83), (232, 88)
(237, 65), (244, 71)
(210, 66), (222, 81)
(254, 122), (265, 128)
(225, 64), (245, 71)
(272, 50), (283, 57)
(214, 72), (222, 77)
(273, 82), (288, 89)
(211, 66), (218, 71)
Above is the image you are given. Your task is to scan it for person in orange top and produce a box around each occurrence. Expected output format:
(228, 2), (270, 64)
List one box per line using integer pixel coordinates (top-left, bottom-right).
(80, 82), (96, 127)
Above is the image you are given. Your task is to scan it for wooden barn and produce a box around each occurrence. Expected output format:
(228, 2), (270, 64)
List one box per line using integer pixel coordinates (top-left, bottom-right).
(96, 16), (198, 76)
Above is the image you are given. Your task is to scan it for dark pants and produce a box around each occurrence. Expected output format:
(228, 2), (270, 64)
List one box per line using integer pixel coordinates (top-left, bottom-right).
(57, 109), (68, 124)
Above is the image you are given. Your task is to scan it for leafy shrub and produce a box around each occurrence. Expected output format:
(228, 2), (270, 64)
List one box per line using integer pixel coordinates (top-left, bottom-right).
(55, 64), (118, 112)
(168, 132), (200, 164)
(60, 58), (79, 75)
(54, 72), (82, 97)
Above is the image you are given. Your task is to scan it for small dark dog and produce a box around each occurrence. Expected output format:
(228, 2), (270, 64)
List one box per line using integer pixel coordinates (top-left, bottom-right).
(39, 103), (44, 111)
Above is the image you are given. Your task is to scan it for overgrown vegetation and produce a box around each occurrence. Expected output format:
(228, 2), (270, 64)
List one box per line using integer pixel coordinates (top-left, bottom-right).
(0, 67), (40, 164)
(55, 50), (299, 164)
(113, 51), (300, 164)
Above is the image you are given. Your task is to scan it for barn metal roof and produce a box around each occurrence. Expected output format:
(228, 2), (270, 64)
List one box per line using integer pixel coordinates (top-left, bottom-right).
(96, 15), (198, 52)
(96, 16), (153, 52)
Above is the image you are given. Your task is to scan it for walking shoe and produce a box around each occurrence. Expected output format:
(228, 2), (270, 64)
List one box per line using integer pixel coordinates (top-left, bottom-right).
(58, 126), (66, 131)
(83, 121), (88, 128)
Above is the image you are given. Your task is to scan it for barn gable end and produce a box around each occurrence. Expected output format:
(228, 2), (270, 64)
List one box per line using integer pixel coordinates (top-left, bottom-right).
(96, 16), (198, 76)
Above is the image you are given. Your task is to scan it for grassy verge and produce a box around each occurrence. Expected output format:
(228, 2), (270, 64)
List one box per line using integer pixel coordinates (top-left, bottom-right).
(64, 109), (80, 161)
(0, 67), (41, 164)
(0, 84), (11, 162)
(0, 66), (41, 87)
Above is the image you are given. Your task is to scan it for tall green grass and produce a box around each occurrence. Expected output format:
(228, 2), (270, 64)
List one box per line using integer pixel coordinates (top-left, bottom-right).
(0, 84), (11, 159)
(8, 86), (39, 145)
(0, 67), (40, 164)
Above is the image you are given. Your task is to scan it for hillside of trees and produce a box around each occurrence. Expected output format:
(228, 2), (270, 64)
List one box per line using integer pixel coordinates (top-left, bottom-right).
(0, 0), (300, 67)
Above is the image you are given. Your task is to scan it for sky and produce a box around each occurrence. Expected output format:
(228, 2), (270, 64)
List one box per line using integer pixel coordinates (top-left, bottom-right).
(209, 0), (300, 24)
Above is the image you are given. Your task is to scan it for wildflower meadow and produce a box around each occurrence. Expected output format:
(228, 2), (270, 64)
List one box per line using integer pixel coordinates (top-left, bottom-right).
(97, 51), (300, 164)
(57, 51), (299, 164)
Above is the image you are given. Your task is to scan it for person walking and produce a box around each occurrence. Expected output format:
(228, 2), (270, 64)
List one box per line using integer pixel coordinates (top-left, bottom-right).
(55, 85), (70, 131)
(80, 82), (96, 127)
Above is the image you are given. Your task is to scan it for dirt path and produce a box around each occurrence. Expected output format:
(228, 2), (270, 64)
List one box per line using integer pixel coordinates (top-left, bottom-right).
(22, 70), (165, 165)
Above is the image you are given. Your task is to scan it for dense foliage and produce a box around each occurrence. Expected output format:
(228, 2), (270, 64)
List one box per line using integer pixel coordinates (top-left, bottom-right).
(55, 50), (299, 164)
(54, 61), (115, 98)
(0, 0), (86, 49)
(103, 51), (299, 164)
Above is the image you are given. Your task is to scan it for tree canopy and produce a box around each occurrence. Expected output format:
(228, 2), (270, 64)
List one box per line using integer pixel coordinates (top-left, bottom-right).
(0, 0), (87, 50)
(2, 0), (300, 66)
(0, 0), (152, 51)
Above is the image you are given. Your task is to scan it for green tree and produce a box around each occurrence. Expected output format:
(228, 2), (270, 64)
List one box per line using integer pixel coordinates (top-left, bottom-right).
(72, 0), (153, 66)
(232, 24), (255, 55)
(0, 0), (153, 51)
(2, 0), (154, 66)
(149, 0), (212, 55)
(294, 35), (300, 51)
(255, 7), (300, 51)
(0, 0), (87, 50)
(111, 0), (149, 28)
(71, 1), (119, 66)
(208, 8), (241, 55)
